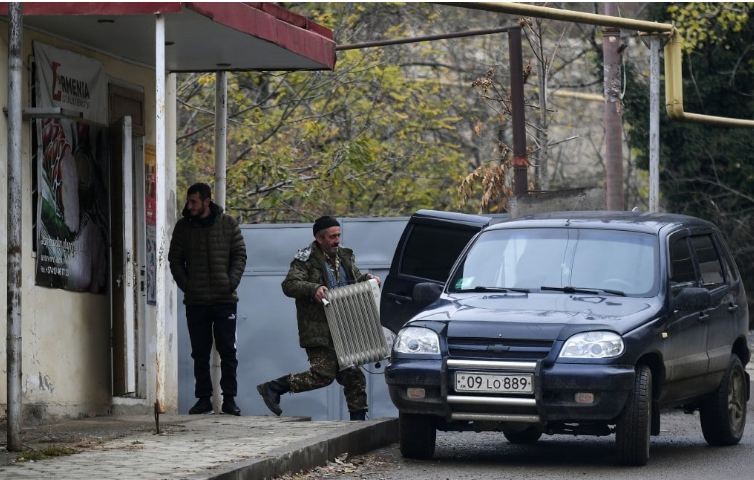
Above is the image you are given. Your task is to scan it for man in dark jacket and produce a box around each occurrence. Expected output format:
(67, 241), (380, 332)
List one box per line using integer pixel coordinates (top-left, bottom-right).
(168, 183), (247, 415)
(256, 216), (379, 420)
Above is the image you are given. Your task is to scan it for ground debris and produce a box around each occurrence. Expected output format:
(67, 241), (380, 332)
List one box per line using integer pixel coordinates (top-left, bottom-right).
(275, 451), (392, 479)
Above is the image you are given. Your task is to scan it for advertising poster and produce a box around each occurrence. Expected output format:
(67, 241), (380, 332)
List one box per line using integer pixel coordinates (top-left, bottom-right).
(145, 144), (157, 305)
(34, 42), (110, 293)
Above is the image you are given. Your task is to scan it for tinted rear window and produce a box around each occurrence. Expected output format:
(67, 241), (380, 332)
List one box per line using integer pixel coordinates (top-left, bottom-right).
(400, 224), (477, 282)
(670, 236), (697, 287)
(691, 235), (725, 289)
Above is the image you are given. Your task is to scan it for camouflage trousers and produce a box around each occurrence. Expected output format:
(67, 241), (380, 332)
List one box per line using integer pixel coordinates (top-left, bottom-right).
(288, 347), (367, 412)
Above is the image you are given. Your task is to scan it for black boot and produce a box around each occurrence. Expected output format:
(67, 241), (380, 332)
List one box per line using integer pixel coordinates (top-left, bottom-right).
(349, 409), (367, 421)
(188, 397), (213, 415)
(256, 375), (290, 416)
(222, 396), (241, 416)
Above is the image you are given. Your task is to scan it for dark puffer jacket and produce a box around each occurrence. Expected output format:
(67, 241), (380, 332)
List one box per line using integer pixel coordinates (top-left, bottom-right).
(168, 202), (247, 305)
(282, 242), (369, 348)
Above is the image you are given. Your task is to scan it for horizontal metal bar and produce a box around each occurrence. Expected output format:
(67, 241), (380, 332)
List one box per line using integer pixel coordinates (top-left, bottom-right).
(337, 25), (518, 51)
(447, 359), (537, 372)
(445, 2), (673, 33)
(3, 106), (84, 120)
(447, 395), (536, 407)
(451, 412), (541, 423)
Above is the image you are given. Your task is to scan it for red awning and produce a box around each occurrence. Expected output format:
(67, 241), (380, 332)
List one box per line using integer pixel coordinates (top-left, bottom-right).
(0, 2), (335, 71)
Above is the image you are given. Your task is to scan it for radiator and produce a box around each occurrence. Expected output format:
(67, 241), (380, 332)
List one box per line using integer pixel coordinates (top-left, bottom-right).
(323, 279), (390, 370)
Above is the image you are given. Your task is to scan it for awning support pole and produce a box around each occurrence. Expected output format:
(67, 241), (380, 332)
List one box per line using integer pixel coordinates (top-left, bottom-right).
(211, 71), (227, 413)
(154, 13), (167, 416)
(6, 1), (23, 452)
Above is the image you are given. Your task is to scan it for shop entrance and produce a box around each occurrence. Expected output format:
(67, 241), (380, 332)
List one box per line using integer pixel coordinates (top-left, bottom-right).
(109, 84), (147, 397)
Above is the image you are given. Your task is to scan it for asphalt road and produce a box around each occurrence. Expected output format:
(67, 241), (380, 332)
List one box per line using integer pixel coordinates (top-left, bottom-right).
(295, 404), (754, 480)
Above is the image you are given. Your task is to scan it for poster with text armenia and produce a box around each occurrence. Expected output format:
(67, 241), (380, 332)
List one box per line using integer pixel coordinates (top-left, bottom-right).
(34, 42), (109, 293)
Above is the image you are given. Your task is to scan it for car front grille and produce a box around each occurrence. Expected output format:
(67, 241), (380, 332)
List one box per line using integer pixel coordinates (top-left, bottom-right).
(447, 337), (552, 361)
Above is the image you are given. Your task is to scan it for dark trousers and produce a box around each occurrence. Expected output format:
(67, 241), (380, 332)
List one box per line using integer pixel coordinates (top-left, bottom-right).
(288, 347), (367, 412)
(186, 303), (238, 398)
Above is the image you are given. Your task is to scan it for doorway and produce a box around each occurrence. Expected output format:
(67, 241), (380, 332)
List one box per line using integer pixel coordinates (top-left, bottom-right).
(109, 83), (147, 397)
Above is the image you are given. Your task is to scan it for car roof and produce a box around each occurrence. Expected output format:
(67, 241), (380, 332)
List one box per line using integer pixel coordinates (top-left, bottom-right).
(486, 210), (717, 234)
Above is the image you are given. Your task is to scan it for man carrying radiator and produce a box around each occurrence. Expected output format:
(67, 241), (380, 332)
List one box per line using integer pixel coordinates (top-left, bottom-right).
(257, 215), (380, 421)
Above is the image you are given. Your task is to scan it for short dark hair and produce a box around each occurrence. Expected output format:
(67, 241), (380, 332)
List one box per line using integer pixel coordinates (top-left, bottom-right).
(187, 182), (211, 200)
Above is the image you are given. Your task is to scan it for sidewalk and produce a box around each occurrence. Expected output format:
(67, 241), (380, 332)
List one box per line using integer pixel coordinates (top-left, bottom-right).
(0, 414), (398, 479)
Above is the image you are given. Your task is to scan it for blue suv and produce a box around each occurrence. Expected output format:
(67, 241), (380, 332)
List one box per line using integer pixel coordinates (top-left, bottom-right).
(384, 211), (750, 466)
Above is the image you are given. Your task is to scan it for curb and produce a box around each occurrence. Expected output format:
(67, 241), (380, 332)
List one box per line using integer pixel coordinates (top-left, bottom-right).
(192, 418), (398, 480)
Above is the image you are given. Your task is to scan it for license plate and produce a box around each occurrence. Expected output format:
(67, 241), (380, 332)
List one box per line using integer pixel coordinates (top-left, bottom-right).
(455, 372), (533, 393)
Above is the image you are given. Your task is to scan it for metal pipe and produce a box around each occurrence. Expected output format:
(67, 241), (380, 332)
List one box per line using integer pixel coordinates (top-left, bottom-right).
(6, 1), (23, 452)
(336, 25), (517, 51)
(602, 3), (624, 211)
(649, 37), (661, 212)
(211, 70), (227, 413)
(446, 2), (673, 33)
(154, 13), (166, 414)
(664, 32), (754, 127)
(508, 27), (528, 197)
(552, 90), (604, 103)
(448, 2), (754, 128)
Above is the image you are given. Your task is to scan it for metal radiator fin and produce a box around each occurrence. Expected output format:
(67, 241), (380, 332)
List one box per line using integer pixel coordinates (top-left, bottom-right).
(323, 279), (389, 370)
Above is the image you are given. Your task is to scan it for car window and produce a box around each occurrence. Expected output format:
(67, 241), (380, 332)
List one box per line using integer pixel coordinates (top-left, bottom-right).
(715, 234), (739, 283)
(669, 236), (697, 290)
(690, 235), (725, 289)
(448, 228), (658, 296)
(400, 224), (477, 282)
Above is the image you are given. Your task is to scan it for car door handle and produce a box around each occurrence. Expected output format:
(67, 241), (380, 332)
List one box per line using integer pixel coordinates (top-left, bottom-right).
(728, 303), (739, 313)
(698, 312), (710, 322)
(387, 293), (413, 303)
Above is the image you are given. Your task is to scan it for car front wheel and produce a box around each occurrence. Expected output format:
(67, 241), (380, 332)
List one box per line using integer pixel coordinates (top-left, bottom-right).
(399, 413), (436, 459)
(700, 355), (747, 446)
(615, 364), (652, 466)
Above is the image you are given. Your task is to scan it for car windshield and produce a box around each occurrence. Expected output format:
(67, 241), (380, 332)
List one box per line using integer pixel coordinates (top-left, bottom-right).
(448, 227), (658, 297)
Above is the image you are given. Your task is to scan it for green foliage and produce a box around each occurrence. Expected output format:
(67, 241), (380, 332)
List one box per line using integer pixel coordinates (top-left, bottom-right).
(177, 3), (467, 223)
(667, 3), (751, 53)
(622, 2), (754, 321)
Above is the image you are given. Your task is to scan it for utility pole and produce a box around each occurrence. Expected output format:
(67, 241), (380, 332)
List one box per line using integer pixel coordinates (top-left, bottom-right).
(6, 1), (23, 452)
(602, 3), (624, 210)
(648, 36), (661, 212)
(508, 27), (528, 197)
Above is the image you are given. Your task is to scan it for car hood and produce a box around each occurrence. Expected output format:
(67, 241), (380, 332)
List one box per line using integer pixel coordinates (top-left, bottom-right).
(410, 292), (663, 341)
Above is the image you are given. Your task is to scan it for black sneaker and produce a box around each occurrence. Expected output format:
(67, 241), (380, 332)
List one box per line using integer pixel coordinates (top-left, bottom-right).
(222, 397), (241, 416)
(188, 397), (213, 414)
(349, 410), (367, 421)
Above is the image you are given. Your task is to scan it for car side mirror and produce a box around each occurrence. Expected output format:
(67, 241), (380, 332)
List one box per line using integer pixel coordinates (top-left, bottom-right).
(413, 282), (443, 309)
(673, 287), (711, 312)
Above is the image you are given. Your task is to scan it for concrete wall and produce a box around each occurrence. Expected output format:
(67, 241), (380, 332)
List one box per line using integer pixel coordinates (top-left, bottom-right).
(0, 24), (163, 421)
(508, 187), (606, 218)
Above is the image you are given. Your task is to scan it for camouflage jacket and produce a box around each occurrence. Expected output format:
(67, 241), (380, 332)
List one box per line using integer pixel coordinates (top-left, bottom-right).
(282, 242), (369, 348)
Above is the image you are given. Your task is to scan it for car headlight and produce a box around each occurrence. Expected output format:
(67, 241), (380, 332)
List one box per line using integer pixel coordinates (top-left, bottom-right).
(393, 326), (440, 355)
(382, 327), (397, 350)
(559, 331), (624, 359)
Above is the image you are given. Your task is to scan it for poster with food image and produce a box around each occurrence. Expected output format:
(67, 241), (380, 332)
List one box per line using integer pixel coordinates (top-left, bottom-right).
(35, 118), (110, 293)
(34, 42), (109, 293)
